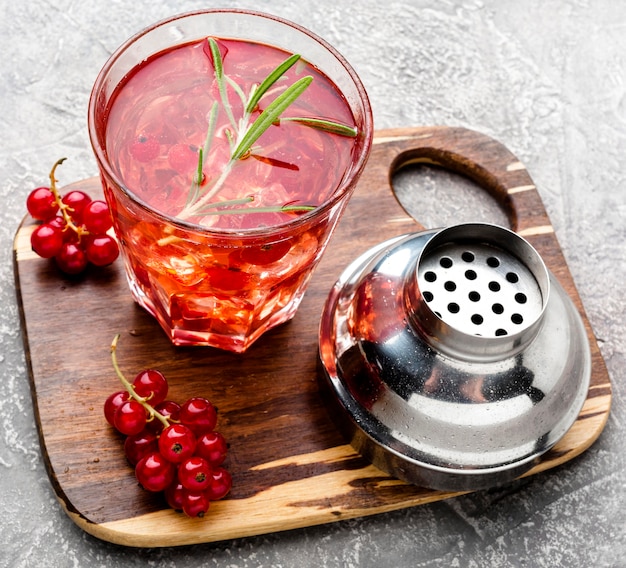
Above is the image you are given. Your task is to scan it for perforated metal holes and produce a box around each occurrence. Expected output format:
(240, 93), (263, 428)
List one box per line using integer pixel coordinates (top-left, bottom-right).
(417, 242), (544, 338)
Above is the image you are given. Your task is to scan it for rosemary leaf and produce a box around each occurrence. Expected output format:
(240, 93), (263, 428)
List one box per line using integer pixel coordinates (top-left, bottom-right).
(225, 74), (248, 106)
(202, 101), (219, 161)
(281, 204), (316, 212)
(208, 38), (237, 130)
(231, 75), (313, 161)
(245, 53), (301, 113)
(198, 203), (316, 216)
(189, 148), (204, 205)
(195, 148), (204, 184)
(207, 37), (223, 80)
(279, 117), (358, 137)
(220, 128), (233, 156)
(195, 196), (255, 214)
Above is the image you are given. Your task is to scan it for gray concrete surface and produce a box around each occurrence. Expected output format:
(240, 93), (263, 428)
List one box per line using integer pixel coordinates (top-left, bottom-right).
(1, 0), (625, 566)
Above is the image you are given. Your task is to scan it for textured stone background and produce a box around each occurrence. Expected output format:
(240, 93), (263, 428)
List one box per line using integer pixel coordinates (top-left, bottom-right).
(1, 1), (624, 566)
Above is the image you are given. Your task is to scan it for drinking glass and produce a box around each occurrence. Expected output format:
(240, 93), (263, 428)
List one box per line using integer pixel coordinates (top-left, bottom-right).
(88, 9), (373, 352)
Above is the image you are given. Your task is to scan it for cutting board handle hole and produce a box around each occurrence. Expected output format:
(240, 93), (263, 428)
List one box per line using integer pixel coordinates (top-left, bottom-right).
(391, 162), (510, 230)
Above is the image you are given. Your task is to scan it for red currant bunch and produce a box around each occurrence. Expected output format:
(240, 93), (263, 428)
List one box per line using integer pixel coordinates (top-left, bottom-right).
(26, 158), (119, 274)
(105, 335), (232, 518)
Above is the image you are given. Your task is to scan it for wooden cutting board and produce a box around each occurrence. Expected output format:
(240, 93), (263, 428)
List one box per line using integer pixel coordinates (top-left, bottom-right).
(13, 127), (611, 547)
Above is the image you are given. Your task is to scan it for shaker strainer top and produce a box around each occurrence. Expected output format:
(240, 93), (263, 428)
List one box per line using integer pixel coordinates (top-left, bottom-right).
(406, 223), (550, 362)
(417, 238), (543, 338)
(318, 223), (591, 491)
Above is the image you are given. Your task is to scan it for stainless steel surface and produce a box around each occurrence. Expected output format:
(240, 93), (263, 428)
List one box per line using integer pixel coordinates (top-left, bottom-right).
(2, 1), (625, 566)
(319, 225), (591, 491)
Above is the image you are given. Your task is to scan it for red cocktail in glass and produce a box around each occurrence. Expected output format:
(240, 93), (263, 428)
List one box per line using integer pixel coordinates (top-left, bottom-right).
(89, 10), (373, 351)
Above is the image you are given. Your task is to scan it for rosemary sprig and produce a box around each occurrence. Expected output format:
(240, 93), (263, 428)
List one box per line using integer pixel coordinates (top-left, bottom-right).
(177, 37), (358, 222)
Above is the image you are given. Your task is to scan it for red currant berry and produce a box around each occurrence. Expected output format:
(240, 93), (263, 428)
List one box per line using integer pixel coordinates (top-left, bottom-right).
(130, 135), (160, 163)
(124, 429), (158, 466)
(206, 467), (232, 500)
(132, 369), (168, 405)
(146, 400), (181, 434)
(61, 190), (92, 224)
(82, 200), (113, 234)
(31, 223), (64, 258)
(55, 242), (88, 274)
(178, 456), (212, 491)
(164, 479), (185, 511)
(85, 234), (119, 266)
(168, 143), (198, 174)
(158, 423), (197, 463)
(104, 390), (129, 426)
(135, 451), (175, 492)
(47, 216), (74, 242)
(195, 431), (228, 466)
(113, 399), (147, 436)
(27, 187), (59, 221)
(181, 489), (211, 518)
(205, 267), (251, 292)
(240, 240), (291, 266)
(179, 397), (217, 435)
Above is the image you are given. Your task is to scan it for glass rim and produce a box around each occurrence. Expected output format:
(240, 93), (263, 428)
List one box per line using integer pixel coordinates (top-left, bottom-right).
(87, 8), (374, 237)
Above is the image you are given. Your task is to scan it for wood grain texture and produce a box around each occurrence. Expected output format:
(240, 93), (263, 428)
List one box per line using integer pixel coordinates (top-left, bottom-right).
(13, 126), (611, 547)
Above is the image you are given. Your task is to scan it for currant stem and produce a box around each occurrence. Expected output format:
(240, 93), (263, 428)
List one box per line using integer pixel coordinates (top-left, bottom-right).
(48, 157), (89, 239)
(110, 334), (170, 428)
